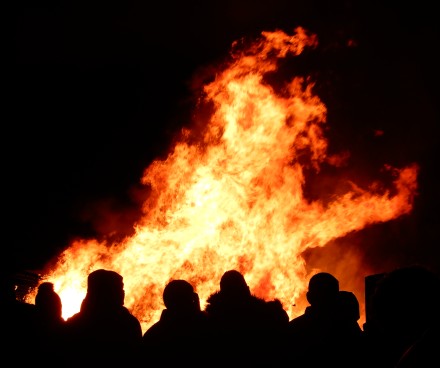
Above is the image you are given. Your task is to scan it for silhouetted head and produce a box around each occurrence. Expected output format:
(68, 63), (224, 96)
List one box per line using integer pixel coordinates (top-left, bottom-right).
(163, 279), (199, 312)
(338, 290), (360, 322)
(37, 282), (55, 294)
(220, 270), (251, 298)
(35, 282), (62, 318)
(85, 269), (125, 308)
(306, 272), (339, 307)
(372, 265), (440, 337)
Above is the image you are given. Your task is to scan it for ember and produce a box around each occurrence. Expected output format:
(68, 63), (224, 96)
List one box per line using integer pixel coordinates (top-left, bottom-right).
(27, 27), (418, 333)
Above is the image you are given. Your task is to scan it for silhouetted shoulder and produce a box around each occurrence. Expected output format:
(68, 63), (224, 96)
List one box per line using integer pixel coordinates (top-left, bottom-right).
(140, 279), (211, 366)
(61, 269), (142, 364)
(365, 265), (440, 367)
(204, 269), (289, 366)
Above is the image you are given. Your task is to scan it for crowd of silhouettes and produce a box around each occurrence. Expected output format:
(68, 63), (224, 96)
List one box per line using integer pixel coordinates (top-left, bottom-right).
(1, 264), (439, 367)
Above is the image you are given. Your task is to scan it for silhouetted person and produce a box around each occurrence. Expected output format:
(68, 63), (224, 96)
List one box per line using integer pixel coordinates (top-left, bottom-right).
(336, 290), (363, 337)
(0, 271), (37, 362)
(364, 265), (440, 367)
(141, 279), (211, 365)
(334, 290), (367, 365)
(35, 282), (63, 323)
(62, 269), (142, 365)
(283, 271), (358, 366)
(204, 269), (289, 366)
(33, 282), (65, 356)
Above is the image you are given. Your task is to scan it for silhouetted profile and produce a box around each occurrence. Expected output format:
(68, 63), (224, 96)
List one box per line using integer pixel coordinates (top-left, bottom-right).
(62, 269), (142, 365)
(204, 269), (289, 366)
(141, 279), (211, 365)
(33, 281), (65, 356)
(283, 271), (364, 366)
(364, 265), (440, 367)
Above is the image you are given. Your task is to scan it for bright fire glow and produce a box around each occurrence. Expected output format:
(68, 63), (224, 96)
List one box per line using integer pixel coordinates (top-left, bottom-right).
(29, 27), (418, 333)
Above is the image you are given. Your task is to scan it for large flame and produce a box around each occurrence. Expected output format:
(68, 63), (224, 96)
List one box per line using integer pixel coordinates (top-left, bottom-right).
(30, 27), (418, 332)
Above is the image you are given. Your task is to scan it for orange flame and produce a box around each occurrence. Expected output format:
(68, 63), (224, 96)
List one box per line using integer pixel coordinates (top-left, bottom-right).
(30, 27), (418, 333)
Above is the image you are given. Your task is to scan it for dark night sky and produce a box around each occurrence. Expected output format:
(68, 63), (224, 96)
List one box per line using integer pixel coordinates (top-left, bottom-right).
(7, 1), (439, 277)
